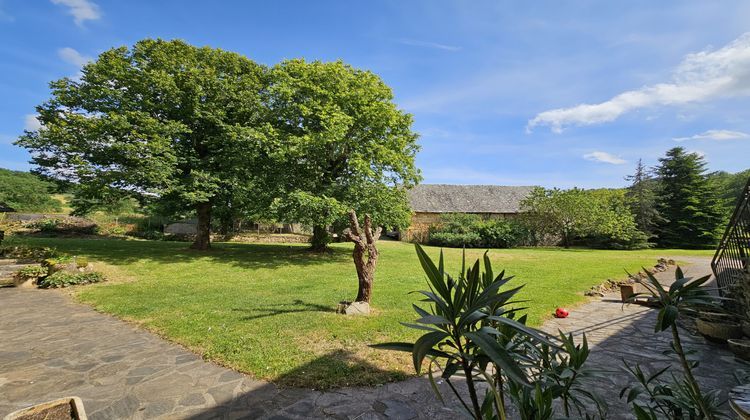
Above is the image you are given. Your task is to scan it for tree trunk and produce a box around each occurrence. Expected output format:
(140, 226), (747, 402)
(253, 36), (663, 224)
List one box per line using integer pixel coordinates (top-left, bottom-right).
(190, 201), (212, 250)
(311, 225), (330, 252)
(344, 211), (381, 303)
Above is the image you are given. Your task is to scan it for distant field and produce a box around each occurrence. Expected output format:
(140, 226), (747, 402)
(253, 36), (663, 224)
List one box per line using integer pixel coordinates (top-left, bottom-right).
(6, 236), (714, 388)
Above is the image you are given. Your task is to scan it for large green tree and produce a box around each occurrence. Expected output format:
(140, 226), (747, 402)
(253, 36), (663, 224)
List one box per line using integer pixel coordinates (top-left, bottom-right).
(0, 168), (62, 212)
(521, 187), (647, 249)
(521, 187), (592, 248)
(654, 147), (723, 248)
(708, 168), (750, 220)
(16, 39), (268, 249)
(266, 59), (420, 251)
(625, 158), (662, 237)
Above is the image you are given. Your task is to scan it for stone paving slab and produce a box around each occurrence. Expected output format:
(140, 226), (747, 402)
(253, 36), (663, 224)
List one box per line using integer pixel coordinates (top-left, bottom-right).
(0, 256), (744, 419)
(0, 288), (457, 419)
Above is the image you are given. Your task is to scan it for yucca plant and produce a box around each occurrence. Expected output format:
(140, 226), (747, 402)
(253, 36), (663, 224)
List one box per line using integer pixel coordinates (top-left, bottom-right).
(624, 267), (725, 419)
(374, 245), (603, 419)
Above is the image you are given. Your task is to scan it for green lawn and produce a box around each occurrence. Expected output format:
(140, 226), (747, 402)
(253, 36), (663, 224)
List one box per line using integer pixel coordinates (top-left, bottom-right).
(6, 236), (713, 388)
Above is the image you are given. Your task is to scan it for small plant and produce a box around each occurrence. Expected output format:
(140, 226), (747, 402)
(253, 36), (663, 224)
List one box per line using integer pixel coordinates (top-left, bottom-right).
(42, 255), (73, 270)
(95, 223), (128, 236)
(38, 271), (104, 288)
(74, 257), (89, 268)
(16, 265), (49, 278)
(623, 267), (725, 418)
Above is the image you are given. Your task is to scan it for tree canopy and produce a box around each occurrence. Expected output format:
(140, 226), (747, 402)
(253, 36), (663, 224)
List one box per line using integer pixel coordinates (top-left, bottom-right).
(521, 187), (647, 249)
(17, 39), (269, 249)
(265, 59), (420, 250)
(16, 41), (420, 251)
(0, 168), (62, 212)
(655, 147), (723, 248)
(708, 168), (750, 220)
(625, 158), (662, 237)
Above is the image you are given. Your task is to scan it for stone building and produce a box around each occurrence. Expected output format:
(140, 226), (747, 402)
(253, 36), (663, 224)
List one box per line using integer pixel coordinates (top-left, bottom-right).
(402, 184), (535, 242)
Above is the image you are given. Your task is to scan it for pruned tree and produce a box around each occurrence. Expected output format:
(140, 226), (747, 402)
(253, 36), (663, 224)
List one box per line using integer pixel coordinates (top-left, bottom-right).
(343, 210), (381, 303)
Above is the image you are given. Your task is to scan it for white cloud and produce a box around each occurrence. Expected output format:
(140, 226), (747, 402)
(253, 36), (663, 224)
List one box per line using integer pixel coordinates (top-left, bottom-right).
(583, 151), (627, 165)
(673, 129), (750, 142)
(50, 0), (100, 26)
(528, 32), (750, 132)
(58, 47), (93, 67)
(397, 39), (461, 52)
(24, 114), (41, 131)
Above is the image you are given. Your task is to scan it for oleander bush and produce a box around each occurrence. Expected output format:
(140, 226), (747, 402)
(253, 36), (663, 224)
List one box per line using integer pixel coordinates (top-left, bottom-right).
(374, 245), (606, 419)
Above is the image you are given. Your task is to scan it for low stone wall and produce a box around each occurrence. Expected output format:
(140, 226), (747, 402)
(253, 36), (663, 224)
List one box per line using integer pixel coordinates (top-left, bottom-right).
(221, 233), (311, 244)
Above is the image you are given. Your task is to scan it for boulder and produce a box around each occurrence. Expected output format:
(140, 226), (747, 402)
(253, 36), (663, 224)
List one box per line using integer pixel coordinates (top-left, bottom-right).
(336, 301), (370, 316)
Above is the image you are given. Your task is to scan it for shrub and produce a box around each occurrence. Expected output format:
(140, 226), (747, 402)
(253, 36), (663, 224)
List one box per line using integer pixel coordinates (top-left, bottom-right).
(27, 217), (97, 235)
(428, 213), (528, 248)
(429, 231), (482, 248)
(75, 257), (89, 268)
(476, 219), (530, 248)
(42, 255), (73, 270)
(16, 265), (49, 278)
(31, 218), (60, 232)
(38, 271), (105, 288)
(95, 223), (128, 236)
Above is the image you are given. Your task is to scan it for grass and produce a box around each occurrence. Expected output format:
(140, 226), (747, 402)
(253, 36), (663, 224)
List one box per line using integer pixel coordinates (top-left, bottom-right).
(6, 236), (713, 389)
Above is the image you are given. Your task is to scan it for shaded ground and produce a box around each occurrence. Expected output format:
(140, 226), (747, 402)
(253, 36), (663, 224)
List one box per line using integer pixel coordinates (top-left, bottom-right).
(0, 256), (744, 419)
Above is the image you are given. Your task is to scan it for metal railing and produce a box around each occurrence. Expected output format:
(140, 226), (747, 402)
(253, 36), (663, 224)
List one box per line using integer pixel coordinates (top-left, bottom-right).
(712, 177), (750, 296)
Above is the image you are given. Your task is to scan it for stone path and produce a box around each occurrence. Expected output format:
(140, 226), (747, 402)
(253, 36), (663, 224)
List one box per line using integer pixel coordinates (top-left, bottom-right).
(0, 256), (744, 419)
(543, 256), (741, 418)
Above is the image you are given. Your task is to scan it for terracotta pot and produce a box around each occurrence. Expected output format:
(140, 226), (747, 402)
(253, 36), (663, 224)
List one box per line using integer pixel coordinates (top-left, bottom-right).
(696, 318), (743, 343)
(3, 397), (87, 420)
(729, 339), (750, 361)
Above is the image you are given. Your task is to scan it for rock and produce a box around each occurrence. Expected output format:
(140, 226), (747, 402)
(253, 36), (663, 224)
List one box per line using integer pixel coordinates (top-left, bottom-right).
(336, 301), (370, 316)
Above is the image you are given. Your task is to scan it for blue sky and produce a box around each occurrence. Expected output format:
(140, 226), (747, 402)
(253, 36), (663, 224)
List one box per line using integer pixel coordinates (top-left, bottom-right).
(2, 1), (750, 188)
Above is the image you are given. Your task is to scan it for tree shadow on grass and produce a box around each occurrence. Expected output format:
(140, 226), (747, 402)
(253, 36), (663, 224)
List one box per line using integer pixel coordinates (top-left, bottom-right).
(6, 235), (351, 270)
(232, 299), (335, 320)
